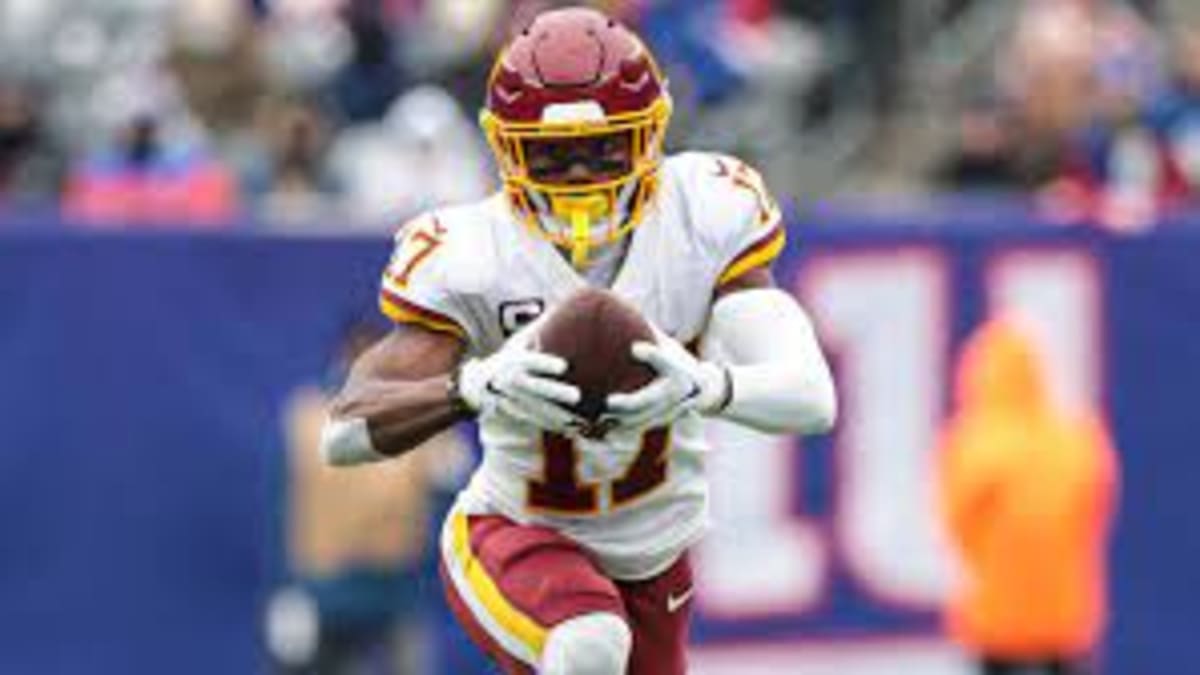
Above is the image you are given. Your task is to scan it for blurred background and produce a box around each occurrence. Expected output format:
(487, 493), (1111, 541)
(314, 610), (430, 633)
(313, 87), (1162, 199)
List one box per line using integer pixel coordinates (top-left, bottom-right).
(1, 0), (1196, 673)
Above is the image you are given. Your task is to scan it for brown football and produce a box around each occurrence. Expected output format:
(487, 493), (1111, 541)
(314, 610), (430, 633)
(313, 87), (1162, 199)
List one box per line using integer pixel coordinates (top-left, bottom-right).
(536, 288), (656, 425)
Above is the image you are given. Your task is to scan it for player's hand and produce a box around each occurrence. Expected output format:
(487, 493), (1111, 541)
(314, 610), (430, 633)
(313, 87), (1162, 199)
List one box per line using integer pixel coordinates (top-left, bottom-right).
(455, 333), (584, 434)
(603, 328), (730, 431)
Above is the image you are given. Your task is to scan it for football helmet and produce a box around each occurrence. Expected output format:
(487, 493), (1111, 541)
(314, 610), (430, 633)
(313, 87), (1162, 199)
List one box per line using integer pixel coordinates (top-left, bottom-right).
(480, 8), (671, 268)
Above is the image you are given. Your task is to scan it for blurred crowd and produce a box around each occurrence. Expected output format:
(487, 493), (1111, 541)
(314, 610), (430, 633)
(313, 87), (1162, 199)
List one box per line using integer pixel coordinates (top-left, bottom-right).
(936, 0), (1200, 231)
(0, 0), (1198, 232)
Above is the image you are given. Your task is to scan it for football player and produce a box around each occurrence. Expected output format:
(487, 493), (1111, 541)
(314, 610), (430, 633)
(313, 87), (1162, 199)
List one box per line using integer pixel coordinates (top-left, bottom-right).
(320, 8), (837, 675)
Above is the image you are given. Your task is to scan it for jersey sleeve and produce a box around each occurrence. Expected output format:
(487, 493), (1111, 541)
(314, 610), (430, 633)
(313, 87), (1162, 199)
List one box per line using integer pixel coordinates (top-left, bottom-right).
(698, 155), (787, 288)
(378, 213), (470, 340)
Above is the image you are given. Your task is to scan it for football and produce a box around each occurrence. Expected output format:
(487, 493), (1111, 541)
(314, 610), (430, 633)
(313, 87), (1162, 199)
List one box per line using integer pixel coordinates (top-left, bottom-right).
(536, 288), (657, 427)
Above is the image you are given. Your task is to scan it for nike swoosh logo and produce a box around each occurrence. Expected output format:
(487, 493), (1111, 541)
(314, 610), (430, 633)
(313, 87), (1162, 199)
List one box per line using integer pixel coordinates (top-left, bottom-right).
(667, 587), (694, 613)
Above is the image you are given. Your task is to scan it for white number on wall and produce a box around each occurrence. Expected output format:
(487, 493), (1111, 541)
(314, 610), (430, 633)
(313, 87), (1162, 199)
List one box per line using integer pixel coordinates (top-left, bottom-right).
(697, 246), (1102, 621)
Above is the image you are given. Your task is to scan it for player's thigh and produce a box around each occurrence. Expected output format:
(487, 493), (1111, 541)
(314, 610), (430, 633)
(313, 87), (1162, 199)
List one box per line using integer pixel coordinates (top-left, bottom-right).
(439, 508), (627, 673)
(616, 553), (694, 675)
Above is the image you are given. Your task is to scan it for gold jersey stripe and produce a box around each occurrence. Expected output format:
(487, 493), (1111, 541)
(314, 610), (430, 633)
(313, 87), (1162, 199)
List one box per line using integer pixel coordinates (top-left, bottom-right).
(717, 224), (786, 287)
(379, 290), (466, 339)
(451, 512), (549, 656)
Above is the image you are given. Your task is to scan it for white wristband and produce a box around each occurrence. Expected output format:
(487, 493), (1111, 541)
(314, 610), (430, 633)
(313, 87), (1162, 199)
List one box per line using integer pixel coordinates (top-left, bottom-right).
(319, 416), (389, 466)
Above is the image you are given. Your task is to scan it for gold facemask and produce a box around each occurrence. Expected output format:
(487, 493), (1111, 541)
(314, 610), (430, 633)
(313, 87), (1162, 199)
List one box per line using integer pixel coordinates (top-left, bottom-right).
(480, 97), (671, 268)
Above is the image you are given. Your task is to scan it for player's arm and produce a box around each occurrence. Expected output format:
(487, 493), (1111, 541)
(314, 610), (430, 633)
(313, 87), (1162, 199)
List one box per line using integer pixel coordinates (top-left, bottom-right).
(605, 264), (836, 435)
(697, 158), (835, 433)
(703, 266), (837, 434)
(320, 213), (586, 466)
(321, 322), (584, 466)
(320, 324), (467, 465)
(606, 155), (835, 435)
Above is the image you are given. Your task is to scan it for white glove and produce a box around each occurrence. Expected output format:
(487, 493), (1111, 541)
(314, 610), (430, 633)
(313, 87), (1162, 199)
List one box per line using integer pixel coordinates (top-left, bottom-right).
(456, 339), (584, 433)
(603, 328), (730, 432)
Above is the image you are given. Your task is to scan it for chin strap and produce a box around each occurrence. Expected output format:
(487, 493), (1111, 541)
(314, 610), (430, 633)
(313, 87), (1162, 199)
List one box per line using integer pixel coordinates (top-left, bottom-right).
(549, 193), (609, 268)
(569, 206), (593, 268)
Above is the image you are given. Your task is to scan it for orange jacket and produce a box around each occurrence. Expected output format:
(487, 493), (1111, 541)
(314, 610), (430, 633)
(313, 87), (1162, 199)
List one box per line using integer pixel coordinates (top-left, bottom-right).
(938, 317), (1119, 658)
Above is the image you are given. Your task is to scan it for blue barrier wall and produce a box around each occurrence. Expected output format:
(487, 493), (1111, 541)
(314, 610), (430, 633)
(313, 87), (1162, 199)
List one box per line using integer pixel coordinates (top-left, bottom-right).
(0, 222), (1196, 673)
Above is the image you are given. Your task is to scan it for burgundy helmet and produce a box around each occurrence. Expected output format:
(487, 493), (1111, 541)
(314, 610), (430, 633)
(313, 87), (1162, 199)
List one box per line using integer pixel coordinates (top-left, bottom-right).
(486, 8), (666, 121)
(480, 7), (672, 267)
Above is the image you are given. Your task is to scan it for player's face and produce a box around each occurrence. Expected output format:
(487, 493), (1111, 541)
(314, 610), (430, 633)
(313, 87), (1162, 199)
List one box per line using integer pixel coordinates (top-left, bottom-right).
(524, 131), (633, 186)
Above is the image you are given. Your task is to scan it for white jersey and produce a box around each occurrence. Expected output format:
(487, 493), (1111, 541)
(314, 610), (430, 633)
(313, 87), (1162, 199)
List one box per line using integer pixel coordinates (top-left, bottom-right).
(378, 152), (785, 580)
